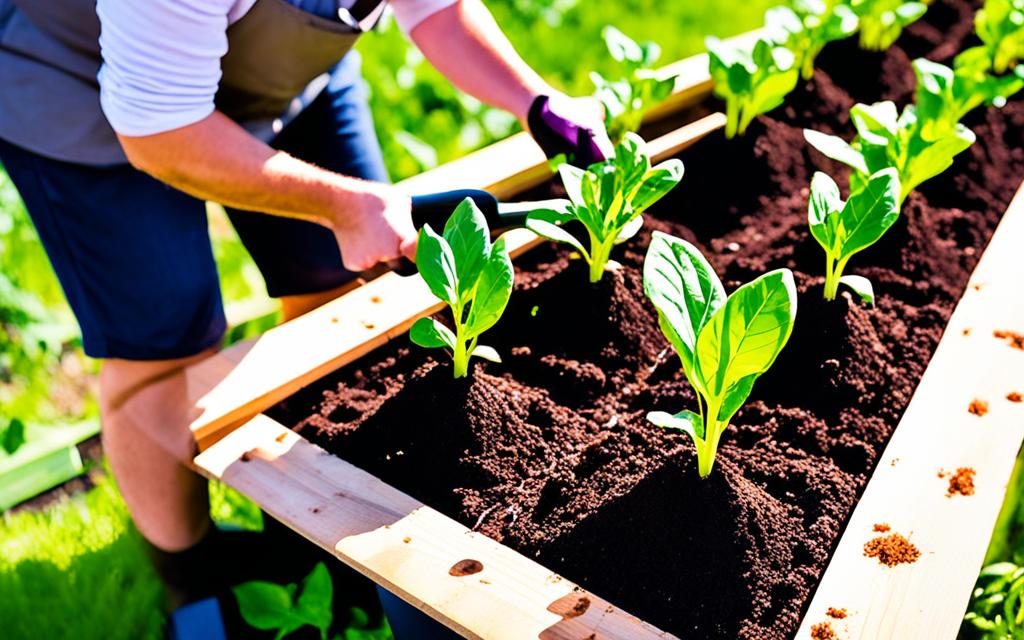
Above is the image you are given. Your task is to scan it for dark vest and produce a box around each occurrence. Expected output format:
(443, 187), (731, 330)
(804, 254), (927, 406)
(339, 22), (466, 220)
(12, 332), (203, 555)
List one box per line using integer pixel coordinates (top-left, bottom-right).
(0, 0), (375, 165)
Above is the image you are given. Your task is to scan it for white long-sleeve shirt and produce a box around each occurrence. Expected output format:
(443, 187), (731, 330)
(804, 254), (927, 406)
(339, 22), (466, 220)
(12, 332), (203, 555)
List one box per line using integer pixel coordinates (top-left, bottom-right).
(96, 0), (455, 137)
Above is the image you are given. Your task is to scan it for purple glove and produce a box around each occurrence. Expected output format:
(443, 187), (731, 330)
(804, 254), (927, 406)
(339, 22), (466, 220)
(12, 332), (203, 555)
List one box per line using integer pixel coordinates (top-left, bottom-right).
(527, 95), (608, 169)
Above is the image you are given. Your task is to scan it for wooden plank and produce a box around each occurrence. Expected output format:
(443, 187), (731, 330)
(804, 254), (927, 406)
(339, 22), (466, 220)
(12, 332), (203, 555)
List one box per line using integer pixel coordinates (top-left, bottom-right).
(187, 112), (726, 450)
(194, 415), (675, 640)
(796, 181), (1024, 639)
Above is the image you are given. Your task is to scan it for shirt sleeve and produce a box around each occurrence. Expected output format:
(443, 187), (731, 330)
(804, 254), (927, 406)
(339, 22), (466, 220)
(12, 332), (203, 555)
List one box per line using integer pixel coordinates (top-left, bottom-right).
(96, 0), (234, 137)
(390, 0), (460, 35)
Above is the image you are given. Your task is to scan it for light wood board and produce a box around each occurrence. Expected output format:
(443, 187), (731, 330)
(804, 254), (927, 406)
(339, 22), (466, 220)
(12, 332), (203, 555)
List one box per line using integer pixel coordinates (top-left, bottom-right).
(795, 181), (1024, 639)
(194, 414), (675, 640)
(187, 112), (726, 450)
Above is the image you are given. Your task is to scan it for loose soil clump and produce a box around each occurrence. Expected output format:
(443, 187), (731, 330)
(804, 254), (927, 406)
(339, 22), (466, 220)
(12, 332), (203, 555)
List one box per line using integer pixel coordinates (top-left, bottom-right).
(944, 467), (977, 497)
(863, 533), (922, 567)
(271, 2), (1023, 637)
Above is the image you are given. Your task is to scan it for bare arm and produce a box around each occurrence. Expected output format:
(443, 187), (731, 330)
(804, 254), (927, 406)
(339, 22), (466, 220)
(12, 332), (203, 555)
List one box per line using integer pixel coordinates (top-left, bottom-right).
(410, 0), (610, 156)
(117, 112), (416, 271)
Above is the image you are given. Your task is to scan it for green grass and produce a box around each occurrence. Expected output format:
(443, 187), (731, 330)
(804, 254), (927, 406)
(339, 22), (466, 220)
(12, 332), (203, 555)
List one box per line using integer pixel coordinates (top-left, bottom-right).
(0, 473), (166, 640)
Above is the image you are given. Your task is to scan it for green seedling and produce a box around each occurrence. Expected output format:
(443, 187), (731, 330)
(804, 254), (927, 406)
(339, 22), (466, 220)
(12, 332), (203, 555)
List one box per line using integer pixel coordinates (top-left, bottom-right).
(591, 26), (678, 143)
(804, 100), (975, 203)
(976, 0), (1024, 74)
(526, 133), (684, 283)
(765, 0), (859, 80)
(706, 35), (800, 138)
(963, 562), (1024, 637)
(644, 232), (797, 478)
(913, 55), (1024, 141)
(233, 562), (333, 640)
(846, 0), (927, 51)
(808, 168), (901, 302)
(410, 197), (514, 378)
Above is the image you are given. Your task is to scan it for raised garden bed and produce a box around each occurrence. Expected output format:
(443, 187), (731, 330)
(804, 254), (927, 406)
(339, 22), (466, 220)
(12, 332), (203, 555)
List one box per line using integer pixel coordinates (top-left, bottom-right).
(188, 2), (1024, 638)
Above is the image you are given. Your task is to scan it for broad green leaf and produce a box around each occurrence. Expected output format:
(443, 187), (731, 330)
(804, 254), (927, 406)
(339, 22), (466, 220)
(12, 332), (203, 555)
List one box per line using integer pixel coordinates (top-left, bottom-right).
(525, 208), (590, 259)
(643, 231), (726, 384)
(695, 269), (797, 398)
(851, 101), (899, 144)
(719, 375), (758, 424)
(409, 317), (455, 350)
(804, 129), (870, 174)
(233, 581), (296, 631)
(632, 159), (685, 212)
(835, 168), (901, 260)
(415, 225), (458, 307)
(465, 238), (513, 339)
(471, 344), (502, 363)
(442, 198), (490, 301)
(647, 410), (705, 442)
(558, 164), (587, 206)
(902, 122), (976, 196)
(295, 563), (333, 638)
(839, 275), (875, 304)
(614, 214), (644, 244)
(808, 171), (843, 252)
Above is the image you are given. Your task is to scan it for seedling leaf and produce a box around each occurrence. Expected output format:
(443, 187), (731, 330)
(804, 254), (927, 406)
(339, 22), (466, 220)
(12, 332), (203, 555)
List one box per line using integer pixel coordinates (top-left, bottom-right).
(409, 317), (456, 350)
(647, 410), (705, 442)
(839, 275), (875, 304)
(415, 225), (458, 307)
(471, 344), (502, 363)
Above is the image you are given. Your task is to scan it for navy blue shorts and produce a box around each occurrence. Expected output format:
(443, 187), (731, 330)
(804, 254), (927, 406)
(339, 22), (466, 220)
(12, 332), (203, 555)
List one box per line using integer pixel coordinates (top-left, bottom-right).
(0, 53), (388, 360)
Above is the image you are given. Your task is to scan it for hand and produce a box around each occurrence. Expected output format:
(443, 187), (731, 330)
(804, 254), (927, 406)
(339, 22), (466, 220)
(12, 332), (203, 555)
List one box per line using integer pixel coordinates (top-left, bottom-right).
(331, 183), (418, 272)
(527, 93), (615, 167)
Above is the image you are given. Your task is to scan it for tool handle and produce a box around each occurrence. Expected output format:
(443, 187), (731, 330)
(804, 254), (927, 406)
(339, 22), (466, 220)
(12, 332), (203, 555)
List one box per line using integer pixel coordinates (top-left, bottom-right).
(410, 189), (500, 231)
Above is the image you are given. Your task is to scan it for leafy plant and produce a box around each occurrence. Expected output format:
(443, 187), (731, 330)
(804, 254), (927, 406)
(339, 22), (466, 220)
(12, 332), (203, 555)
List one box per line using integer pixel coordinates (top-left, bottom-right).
(804, 100), (976, 203)
(846, 0), (927, 51)
(975, 0), (1024, 74)
(765, 0), (859, 80)
(643, 232), (797, 478)
(526, 133), (684, 282)
(410, 197), (514, 378)
(913, 55), (1024, 141)
(962, 562), (1024, 639)
(807, 168), (901, 302)
(590, 26), (678, 143)
(706, 36), (800, 137)
(233, 562), (333, 640)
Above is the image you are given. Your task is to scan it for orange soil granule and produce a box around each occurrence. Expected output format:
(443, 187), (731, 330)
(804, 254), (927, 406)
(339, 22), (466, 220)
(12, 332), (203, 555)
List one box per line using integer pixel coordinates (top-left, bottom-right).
(872, 523), (891, 533)
(810, 621), (836, 640)
(946, 467), (976, 497)
(863, 533), (921, 567)
(1008, 392), (1023, 403)
(994, 329), (1024, 350)
(968, 399), (989, 416)
(826, 607), (848, 619)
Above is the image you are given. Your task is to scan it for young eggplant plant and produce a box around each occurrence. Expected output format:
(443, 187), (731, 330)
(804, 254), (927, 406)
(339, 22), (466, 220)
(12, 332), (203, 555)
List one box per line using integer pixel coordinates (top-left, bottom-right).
(808, 168), (901, 302)
(975, 0), (1024, 74)
(590, 26), (678, 144)
(913, 55), (1024, 141)
(765, 0), (859, 80)
(804, 100), (975, 203)
(706, 36), (799, 138)
(644, 232), (797, 478)
(845, 0), (927, 51)
(410, 197), (514, 378)
(526, 133), (684, 283)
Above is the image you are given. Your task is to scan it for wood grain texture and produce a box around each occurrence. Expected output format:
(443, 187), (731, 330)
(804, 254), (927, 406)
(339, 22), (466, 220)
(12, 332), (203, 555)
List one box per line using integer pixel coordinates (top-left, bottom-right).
(195, 415), (675, 640)
(187, 113), (726, 450)
(796, 181), (1024, 640)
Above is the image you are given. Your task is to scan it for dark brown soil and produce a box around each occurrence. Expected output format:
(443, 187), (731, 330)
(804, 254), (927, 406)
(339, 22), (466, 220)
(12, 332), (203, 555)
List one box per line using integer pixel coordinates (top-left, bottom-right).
(269, 2), (1024, 637)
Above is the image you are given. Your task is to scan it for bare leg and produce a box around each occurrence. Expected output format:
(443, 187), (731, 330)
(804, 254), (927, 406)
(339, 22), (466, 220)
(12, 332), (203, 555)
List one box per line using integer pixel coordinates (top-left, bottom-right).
(100, 349), (217, 552)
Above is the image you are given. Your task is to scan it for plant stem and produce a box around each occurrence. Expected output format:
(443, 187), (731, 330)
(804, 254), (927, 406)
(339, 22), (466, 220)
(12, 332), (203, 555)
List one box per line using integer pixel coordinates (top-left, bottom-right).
(453, 326), (469, 378)
(823, 255), (849, 301)
(725, 98), (740, 139)
(697, 398), (723, 478)
(588, 236), (614, 283)
(801, 51), (816, 81)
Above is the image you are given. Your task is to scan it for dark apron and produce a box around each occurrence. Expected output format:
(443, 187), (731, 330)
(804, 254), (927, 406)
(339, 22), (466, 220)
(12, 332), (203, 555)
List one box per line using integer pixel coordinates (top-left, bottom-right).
(0, 0), (378, 165)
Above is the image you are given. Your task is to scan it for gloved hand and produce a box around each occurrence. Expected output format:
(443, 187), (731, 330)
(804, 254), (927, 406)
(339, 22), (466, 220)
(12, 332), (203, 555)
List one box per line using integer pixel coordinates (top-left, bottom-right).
(527, 93), (614, 168)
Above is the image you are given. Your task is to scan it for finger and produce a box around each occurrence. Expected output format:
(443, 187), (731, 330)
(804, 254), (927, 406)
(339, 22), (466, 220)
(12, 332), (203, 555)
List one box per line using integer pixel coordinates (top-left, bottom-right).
(399, 235), (418, 261)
